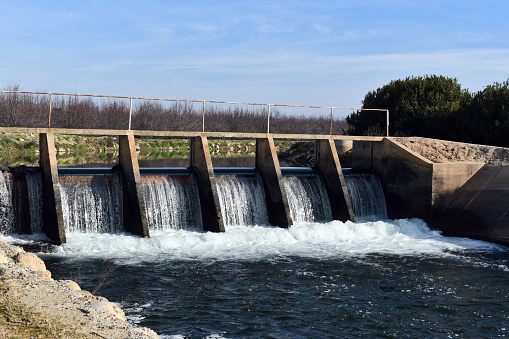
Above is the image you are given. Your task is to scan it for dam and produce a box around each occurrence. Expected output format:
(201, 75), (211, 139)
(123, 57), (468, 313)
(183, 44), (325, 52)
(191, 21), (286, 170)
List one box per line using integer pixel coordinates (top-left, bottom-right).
(0, 126), (508, 246)
(0, 126), (384, 243)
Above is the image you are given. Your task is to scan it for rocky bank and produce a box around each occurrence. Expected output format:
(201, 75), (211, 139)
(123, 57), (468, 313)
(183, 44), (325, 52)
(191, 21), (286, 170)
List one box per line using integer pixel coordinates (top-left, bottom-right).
(0, 238), (158, 338)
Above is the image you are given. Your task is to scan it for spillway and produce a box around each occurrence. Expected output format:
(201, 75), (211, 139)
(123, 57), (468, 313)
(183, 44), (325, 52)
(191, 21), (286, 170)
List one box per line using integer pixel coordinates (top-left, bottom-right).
(344, 172), (387, 221)
(0, 172), (13, 234)
(59, 173), (124, 233)
(141, 174), (202, 231)
(215, 174), (269, 226)
(0, 167), (390, 237)
(283, 174), (332, 223)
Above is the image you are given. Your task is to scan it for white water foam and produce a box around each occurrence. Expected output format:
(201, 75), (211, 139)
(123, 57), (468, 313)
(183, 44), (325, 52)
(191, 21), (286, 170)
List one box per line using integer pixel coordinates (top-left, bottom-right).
(42, 219), (505, 265)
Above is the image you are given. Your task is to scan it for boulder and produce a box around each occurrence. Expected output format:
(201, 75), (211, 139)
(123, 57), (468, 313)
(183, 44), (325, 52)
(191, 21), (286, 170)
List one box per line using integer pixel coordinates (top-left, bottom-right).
(13, 252), (46, 272)
(58, 279), (81, 291)
(90, 301), (127, 322)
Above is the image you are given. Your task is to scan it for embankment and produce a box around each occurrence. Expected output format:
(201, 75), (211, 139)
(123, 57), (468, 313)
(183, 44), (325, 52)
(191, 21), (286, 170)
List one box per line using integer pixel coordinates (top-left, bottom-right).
(0, 238), (158, 338)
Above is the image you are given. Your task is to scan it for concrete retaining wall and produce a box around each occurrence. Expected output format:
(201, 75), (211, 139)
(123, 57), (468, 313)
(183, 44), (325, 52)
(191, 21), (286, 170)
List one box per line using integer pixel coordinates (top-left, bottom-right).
(433, 165), (509, 245)
(352, 137), (509, 245)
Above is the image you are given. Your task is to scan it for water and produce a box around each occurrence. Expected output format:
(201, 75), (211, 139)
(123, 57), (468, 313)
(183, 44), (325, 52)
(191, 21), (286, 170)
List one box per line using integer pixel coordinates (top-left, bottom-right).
(344, 172), (388, 220)
(31, 219), (509, 338)
(3, 169), (509, 337)
(141, 175), (202, 230)
(215, 174), (269, 226)
(0, 172), (12, 233)
(25, 171), (43, 233)
(59, 174), (123, 233)
(283, 175), (332, 223)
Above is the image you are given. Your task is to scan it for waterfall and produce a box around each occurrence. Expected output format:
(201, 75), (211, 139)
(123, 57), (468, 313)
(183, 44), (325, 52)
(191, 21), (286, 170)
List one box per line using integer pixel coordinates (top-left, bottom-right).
(283, 175), (332, 223)
(0, 172), (13, 234)
(215, 174), (269, 226)
(59, 173), (124, 233)
(25, 171), (43, 233)
(344, 172), (387, 221)
(141, 175), (202, 231)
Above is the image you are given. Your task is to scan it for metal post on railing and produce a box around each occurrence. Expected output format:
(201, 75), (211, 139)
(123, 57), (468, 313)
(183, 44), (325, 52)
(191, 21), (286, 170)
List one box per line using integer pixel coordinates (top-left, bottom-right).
(48, 93), (52, 128)
(128, 97), (133, 130)
(386, 109), (390, 137)
(329, 107), (333, 135)
(267, 104), (271, 134)
(202, 101), (205, 133)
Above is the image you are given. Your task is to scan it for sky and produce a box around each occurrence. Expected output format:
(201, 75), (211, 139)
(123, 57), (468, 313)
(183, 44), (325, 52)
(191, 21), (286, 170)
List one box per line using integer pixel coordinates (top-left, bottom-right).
(1, 0), (509, 119)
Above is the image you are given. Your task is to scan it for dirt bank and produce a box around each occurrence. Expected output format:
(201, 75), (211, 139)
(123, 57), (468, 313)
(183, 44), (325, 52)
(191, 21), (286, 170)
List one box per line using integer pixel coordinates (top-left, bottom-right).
(393, 137), (509, 165)
(0, 238), (158, 338)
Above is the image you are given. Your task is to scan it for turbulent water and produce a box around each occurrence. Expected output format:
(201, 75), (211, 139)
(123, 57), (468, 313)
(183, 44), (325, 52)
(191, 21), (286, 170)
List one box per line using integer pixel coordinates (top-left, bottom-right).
(215, 174), (269, 226)
(344, 172), (388, 220)
(11, 219), (505, 338)
(25, 171), (43, 234)
(283, 175), (332, 223)
(0, 172), (13, 234)
(141, 175), (202, 231)
(59, 174), (124, 233)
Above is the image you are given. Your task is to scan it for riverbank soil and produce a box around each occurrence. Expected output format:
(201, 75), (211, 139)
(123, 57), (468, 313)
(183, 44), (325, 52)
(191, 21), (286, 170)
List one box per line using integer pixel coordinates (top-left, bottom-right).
(393, 137), (509, 164)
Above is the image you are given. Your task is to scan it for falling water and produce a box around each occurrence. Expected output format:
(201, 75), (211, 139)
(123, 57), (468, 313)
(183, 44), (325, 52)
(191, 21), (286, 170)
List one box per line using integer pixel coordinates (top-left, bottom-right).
(59, 173), (123, 233)
(283, 175), (332, 223)
(141, 175), (202, 230)
(344, 172), (387, 220)
(25, 171), (43, 234)
(215, 174), (269, 226)
(0, 172), (13, 234)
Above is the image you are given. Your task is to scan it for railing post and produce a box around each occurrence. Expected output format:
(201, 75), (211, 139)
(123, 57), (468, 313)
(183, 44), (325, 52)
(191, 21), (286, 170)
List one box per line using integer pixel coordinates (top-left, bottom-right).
(330, 107), (333, 135)
(386, 109), (390, 136)
(128, 97), (133, 130)
(267, 104), (271, 134)
(48, 93), (52, 128)
(202, 101), (205, 132)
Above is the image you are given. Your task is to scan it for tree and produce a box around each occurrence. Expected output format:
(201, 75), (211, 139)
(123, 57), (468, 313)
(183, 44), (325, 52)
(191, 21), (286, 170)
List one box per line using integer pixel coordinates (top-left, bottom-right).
(454, 80), (509, 147)
(346, 75), (470, 137)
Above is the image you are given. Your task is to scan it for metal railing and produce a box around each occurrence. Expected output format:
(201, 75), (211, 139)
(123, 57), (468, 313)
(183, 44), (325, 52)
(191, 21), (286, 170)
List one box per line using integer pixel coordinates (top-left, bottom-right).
(0, 91), (390, 136)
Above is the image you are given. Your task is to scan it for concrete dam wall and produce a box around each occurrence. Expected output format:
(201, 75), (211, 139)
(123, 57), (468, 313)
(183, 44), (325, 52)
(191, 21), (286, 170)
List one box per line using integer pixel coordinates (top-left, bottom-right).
(352, 137), (509, 246)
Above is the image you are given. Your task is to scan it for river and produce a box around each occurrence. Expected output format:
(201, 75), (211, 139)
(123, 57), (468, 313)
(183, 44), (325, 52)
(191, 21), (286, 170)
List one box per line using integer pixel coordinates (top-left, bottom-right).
(9, 219), (507, 338)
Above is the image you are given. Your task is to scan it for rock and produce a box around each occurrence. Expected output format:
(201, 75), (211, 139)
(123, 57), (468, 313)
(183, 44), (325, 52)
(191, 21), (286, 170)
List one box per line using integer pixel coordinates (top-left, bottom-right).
(58, 279), (81, 291)
(90, 301), (127, 322)
(77, 290), (93, 297)
(13, 252), (46, 272)
(0, 253), (9, 264)
(0, 267), (9, 277)
(37, 270), (52, 278)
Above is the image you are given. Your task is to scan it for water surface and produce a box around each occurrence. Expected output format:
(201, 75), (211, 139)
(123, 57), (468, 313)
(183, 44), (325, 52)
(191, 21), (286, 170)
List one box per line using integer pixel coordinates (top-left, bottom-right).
(15, 219), (507, 338)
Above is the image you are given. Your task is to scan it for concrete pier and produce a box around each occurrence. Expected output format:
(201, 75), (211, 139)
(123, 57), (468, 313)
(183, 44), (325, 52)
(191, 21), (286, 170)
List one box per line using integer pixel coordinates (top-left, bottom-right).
(118, 134), (150, 238)
(39, 132), (66, 244)
(190, 136), (225, 232)
(314, 138), (355, 222)
(256, 136), (293, 228)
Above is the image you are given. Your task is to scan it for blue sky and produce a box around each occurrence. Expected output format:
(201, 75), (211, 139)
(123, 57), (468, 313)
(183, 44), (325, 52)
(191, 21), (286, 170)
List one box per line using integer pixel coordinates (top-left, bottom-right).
(1, 1), (508, 118)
